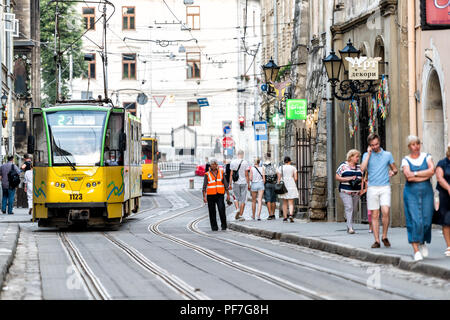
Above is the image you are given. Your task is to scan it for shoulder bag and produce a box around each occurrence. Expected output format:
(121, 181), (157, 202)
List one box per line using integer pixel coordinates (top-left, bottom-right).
(274, 165), (288, 195)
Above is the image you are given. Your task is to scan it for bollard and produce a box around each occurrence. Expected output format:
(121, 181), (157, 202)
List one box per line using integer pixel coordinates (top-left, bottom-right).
(189, 178), (194, 189)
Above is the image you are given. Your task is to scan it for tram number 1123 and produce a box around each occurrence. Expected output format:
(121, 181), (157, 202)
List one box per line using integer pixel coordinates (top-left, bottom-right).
(69, 194), (83, 200)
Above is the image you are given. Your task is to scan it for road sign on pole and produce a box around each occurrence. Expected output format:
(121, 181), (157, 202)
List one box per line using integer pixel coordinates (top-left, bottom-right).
(197, 98), (209, 107)
(254, 121), (268, 141)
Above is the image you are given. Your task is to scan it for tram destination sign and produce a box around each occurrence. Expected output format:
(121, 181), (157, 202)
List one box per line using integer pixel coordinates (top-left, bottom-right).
(346, 57), (381, 80)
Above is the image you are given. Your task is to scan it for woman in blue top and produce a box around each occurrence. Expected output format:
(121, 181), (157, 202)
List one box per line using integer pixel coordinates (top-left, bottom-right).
(401, 136), (435, 261)
(435, 144), (450, 257)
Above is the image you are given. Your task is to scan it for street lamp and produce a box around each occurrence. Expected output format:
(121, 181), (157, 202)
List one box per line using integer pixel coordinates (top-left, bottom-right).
(323, 39), (378, 101)
(262, 58), (280, 96)
(18, 108), (24, 120)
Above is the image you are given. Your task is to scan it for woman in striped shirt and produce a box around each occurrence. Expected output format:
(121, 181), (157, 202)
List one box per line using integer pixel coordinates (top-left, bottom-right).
(336, 149), (363, 234)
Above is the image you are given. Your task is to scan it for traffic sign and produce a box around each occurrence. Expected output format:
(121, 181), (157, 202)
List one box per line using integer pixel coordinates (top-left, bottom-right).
(286, 99), (307, 120)
(254, 121), (268, 141)
(197, 98), (209, 107)
(222, 136), (234, 148)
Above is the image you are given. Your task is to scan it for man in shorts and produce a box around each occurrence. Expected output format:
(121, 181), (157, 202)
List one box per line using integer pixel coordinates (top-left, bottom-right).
(230, 150), (249, 221)
(361, 133), (398, 248)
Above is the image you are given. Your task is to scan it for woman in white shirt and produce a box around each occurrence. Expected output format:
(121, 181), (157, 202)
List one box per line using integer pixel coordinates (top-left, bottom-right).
(277, 156), (299, 222)
(249, 158), (265, 220)
(23, 164), (33, 215)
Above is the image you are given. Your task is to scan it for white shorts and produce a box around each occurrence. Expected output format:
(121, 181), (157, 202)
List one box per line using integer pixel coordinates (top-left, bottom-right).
(367, 186), (391, 210)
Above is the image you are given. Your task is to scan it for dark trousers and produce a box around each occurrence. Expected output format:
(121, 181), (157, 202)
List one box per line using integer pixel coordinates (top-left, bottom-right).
(207, 194), (227, 231)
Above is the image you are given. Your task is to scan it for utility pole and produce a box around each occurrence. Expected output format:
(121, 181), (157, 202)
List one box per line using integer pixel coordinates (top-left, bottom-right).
(6, 0), (13, 156)
(0, 4), (3, 163)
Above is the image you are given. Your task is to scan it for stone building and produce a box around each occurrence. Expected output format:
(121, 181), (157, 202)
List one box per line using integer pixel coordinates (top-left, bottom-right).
(330, 0), (410, 227)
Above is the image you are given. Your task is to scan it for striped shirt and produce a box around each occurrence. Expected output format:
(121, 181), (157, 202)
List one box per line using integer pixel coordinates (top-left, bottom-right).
(336, 161), (363, 193)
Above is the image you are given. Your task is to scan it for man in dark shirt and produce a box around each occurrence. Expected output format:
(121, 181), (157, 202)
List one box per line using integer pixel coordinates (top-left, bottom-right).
(21, 154), (32, 172)
(0, 155), (21, 214)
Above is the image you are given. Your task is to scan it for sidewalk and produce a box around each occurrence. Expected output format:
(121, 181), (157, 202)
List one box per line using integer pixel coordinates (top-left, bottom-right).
(224, 199), (450, 280)
(0, 208), (28, 290)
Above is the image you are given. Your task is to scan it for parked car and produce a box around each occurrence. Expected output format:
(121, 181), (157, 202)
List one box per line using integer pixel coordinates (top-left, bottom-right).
(195, 162), (224, 176)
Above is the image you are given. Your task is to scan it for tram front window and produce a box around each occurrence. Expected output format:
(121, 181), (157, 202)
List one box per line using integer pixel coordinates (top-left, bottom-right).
(46, 111), (106, 166)
(142, 140), (153, 164)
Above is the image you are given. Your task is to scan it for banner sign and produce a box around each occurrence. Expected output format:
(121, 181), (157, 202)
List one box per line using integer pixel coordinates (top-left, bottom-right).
(346, 57), (381, 80)
(254, 121), (268, 141)
(286, 99), (307, 120)
(421, 0), (450, 29)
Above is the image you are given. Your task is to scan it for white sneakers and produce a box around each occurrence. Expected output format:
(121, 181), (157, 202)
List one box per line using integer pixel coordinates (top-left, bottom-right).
(414, 251), (423, 261)
(419, 244), (429, 258)
(445, 247), (450, 257)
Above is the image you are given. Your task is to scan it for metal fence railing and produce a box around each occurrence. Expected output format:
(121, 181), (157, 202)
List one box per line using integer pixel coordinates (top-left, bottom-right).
(159, 162), (198, 177)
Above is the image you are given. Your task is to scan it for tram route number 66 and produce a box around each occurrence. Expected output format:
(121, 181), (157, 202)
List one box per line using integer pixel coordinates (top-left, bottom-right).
(70, 194), (83, 200)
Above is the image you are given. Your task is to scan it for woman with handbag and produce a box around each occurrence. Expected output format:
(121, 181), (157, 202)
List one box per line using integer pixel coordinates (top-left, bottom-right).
(435, 143), (450, 257)
(249, 158), (265, 220)
(277, 157), (298, 222)
(336, 149), (363, 234)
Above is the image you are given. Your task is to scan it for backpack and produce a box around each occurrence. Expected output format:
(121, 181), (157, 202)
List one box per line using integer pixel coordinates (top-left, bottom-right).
(264, 163), (277, 184)
(7, 165), (20, 189)
(232, 160), (243, 182)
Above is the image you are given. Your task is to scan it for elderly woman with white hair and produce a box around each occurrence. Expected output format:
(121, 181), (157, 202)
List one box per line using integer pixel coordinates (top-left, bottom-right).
(401, 135), (435, 261)
(336, 149), (363, 234)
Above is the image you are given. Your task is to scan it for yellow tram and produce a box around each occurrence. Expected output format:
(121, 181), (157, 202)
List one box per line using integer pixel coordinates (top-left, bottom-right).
(29, 102), (142, 228)
(141, 137), (159, 193)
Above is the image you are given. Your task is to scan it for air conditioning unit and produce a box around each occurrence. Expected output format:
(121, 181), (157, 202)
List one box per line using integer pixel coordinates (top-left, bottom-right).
(184, 0), (194, 5)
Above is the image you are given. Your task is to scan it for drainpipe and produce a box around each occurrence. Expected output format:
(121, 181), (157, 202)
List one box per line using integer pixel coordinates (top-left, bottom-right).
(408, 0), (416, 135)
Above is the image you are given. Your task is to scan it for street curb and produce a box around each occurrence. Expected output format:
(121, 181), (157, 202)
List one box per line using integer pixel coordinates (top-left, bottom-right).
(227, 222), (450, 280)
(0, 223), (20, 291)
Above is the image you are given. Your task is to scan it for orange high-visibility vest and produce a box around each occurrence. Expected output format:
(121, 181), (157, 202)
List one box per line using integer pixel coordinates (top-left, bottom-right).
(206, 169), (225, 195)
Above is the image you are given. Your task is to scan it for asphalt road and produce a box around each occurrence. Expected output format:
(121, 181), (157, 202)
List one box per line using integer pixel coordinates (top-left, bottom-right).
(1, 177), (449, 300)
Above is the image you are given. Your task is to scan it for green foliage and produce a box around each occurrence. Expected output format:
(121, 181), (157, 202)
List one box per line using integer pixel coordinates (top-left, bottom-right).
(276, 62), (292, 82)
(40, 0), (87, 106)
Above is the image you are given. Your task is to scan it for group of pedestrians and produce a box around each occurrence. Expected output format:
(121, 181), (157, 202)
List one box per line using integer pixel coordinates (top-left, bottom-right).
(202, 150), (300, 232)
(336, 133), (450, 260)
(0, 154), (33, 215)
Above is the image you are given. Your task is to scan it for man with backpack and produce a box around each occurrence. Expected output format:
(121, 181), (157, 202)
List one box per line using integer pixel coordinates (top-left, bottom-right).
(263, 154), (278, 220)
(230, 150), (249, 221)
(0, 155), (21, 215)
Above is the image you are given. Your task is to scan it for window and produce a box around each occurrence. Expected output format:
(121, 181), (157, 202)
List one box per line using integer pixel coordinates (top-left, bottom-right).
(104, 113), (124, 166)
(81, 91), (93, 100)
(186, 6), (200, 30)
(123, 102), (136, 116)
(83, 53), (96, 79)
(82, 7), (95, 30)
(122, 54), (136, 79)
(122, 6), (135, 30)
(187, 102), (201, 126)
(186, 52), (200, 79)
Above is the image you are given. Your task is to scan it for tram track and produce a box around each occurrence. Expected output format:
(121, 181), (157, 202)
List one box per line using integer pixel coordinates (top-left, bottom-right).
(183, 190), (421, 300)
(58, 232), (111, 300)
(145, 190), (330, 300)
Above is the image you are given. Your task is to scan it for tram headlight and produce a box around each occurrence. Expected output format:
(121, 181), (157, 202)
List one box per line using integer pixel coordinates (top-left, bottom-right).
(61, 183), (65, 188)
(92, 182), (96, 187)
(86, 183), (91, 188)
(55, 182), (60, 187)
(148, 174), (152, 178)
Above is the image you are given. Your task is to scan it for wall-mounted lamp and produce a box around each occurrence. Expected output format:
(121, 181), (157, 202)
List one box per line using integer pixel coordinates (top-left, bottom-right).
(19, 108), (25, 120)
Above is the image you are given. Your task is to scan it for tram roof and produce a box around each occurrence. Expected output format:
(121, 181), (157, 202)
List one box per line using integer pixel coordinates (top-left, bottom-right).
(40, 102), (119, 112)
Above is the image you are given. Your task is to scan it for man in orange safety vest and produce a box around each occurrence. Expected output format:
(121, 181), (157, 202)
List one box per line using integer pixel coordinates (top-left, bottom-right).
(202, 159), (230, 231)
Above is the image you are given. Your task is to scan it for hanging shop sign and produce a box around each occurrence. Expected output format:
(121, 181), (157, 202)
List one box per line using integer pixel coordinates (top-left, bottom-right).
(346, 57), (381, 80)
(421, 0), (450, 29)
(286, 99), (307, 120)
(197, 98), (209, 107)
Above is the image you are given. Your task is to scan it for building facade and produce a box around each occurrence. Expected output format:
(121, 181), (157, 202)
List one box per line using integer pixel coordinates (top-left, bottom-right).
(72, 0), (261, 163)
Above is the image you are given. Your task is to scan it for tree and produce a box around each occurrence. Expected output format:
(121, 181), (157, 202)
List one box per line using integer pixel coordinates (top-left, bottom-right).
(40, 0), (86, 106)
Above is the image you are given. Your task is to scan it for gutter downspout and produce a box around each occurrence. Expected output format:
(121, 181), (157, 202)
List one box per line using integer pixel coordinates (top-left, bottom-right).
(408, 0), (416, 135)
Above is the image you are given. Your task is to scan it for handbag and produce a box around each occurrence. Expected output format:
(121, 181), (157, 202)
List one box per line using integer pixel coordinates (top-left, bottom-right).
(274, 166), (288, 195)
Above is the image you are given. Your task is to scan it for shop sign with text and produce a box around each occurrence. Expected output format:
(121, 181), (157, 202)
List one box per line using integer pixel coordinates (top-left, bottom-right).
(346, 57), (381, 80)
(421, 0), (450, 29)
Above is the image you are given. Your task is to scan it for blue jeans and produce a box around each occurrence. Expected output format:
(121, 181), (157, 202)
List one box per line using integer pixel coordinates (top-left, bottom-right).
(2, 188), (15, 214)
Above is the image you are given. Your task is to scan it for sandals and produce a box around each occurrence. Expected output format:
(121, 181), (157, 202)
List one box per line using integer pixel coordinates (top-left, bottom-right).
(289, 216), (294, 223)
(445, 247), (450, 257)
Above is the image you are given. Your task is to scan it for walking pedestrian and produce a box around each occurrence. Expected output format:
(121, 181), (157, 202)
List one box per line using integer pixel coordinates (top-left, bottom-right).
(24, 162), (33, 215)
(277, 157), (298, 222)
(202, 159), (230, 231)
(401, 136), (435, 261)
(336, 149), (363, 234)
(21, 154), (32, 172)
(230, 150), (249, 221)
(0, 155), (21, 215)
(223, 159), (236, 207)
(263, 154), (278, 220)
(360, 133), (398, 248)
(249, 158), (265, 220)
(435, 143), (450, 257)
(361, 172), (373, 233)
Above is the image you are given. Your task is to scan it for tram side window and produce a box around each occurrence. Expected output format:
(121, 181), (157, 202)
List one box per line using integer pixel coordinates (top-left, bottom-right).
(33, 114), (49, 166)
(104, 113), (124, 166)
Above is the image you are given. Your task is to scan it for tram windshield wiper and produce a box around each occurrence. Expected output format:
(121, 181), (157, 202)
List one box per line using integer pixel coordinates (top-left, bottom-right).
(54, 139), (77, 171)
